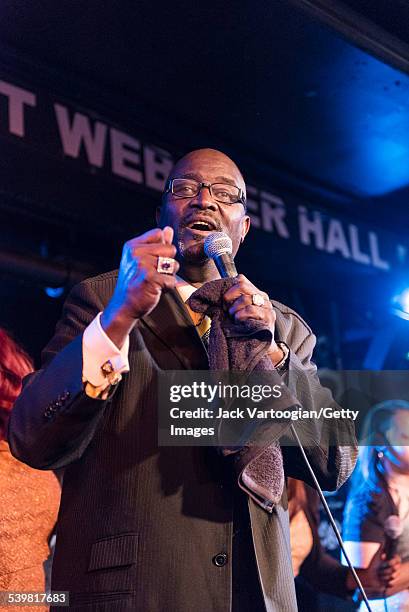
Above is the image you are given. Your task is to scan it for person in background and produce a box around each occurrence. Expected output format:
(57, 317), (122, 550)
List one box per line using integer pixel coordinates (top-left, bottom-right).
(343, 400), (409, 611)
(0, 329), (60, 608)
(288, 477), (400, 609)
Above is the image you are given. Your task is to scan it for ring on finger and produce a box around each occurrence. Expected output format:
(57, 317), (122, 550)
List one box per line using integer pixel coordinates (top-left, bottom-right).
(251, 293), (265, 307)
(157, 256), (176, 275)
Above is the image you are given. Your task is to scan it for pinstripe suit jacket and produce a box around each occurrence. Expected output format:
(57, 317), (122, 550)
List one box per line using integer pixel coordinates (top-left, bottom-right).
(9, 271), (357, 611)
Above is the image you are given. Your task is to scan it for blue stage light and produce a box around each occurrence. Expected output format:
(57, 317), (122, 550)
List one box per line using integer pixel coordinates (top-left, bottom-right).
(44, 287), (65, 298)
(400, 289), (409, 314)
(391, 288), (409, 320)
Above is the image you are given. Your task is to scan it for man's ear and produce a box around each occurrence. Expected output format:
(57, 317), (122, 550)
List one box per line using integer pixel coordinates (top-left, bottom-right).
(240, 215), (251, 243)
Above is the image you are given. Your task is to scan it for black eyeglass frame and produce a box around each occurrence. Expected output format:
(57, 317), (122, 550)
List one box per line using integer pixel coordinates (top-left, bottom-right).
(164, 178), (247, 208)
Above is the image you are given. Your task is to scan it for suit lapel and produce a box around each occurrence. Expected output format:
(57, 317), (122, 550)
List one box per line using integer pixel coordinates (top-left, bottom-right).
(140, 289), (209, 370)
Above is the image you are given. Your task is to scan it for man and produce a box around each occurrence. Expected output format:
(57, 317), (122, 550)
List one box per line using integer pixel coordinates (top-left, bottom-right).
(9, 149), (357, 611)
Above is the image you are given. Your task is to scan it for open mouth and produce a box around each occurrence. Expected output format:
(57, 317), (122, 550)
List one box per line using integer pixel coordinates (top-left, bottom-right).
(186, 220), (215, 232)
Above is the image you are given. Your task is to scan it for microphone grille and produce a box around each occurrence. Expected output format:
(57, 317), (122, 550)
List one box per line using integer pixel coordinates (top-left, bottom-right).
(204, 232), (232, 258)
(385, 515), (403, 539)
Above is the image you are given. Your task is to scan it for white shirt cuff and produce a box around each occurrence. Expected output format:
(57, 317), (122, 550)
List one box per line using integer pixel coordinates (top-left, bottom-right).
(83, 312), (130, 386)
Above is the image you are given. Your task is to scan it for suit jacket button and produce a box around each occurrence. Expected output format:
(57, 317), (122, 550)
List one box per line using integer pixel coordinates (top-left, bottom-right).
(213, 552), (228, 567)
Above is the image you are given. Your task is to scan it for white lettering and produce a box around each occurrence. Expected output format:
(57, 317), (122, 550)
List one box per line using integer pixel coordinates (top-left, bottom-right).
(206, 385), (216, 403)
(326, 219), (350, 258)
(0, 80), (36, 137)
(298, 206), (325, 249)
(349, 224), (370, 265)
(110, 128), (142, 183)
(260, 191), (289, 238)
(369, 232), (390, 270)
(54, 104), (107, 167)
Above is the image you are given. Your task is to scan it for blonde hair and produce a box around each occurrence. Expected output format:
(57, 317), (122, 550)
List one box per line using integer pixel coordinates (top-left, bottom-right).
(352, 399), (409, 488)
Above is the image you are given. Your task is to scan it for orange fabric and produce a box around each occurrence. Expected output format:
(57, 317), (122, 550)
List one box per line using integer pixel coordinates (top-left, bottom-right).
(0, 441), (61, 611)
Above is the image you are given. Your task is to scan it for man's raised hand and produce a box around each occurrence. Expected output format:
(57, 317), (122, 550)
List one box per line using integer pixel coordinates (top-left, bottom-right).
(101, 226), (179, 348)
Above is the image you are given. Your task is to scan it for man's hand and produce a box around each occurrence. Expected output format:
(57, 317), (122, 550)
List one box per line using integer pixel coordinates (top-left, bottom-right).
(222, 274), (284, 366)
(101, 226), (179, 348)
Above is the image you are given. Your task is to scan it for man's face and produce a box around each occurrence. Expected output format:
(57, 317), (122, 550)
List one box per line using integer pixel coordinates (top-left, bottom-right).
(157, 149), (250, 264)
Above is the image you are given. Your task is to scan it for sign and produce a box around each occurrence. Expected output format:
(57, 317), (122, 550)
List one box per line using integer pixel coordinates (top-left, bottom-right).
(0, 76), (405, 277)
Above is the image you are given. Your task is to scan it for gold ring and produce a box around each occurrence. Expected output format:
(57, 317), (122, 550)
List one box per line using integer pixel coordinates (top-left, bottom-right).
(251, 293), (265, 307)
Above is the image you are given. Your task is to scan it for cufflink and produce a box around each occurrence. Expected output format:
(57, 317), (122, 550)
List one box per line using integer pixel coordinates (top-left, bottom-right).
(101, 360), (121, 386)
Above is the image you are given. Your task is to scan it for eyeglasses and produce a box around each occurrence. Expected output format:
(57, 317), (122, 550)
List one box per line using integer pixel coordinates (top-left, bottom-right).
(164, 178), (246, 207)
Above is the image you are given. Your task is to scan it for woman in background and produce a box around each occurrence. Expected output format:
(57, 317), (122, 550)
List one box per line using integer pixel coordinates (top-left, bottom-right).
(289, 476), (399, 609)
(343, 399), (409, 611)
(0, 329), (60, 607)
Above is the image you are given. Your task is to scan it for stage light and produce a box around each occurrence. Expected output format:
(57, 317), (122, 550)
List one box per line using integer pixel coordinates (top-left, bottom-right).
(400, 289), (409, 313)
(44, 287), (64, 299)
(391, 288), (409, 320)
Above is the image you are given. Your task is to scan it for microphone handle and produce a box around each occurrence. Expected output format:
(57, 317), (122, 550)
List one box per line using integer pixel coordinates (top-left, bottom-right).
(385, 536), (399, 560)
(213, 253), (238, 279)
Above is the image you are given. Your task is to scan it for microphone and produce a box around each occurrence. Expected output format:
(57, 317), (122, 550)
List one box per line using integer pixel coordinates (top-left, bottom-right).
(204, 232), (237, 278)
(384, 515), (403, 559)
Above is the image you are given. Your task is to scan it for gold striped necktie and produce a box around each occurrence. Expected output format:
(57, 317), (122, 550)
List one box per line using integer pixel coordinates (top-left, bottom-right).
(184, 300), (211, 346)
(196, 314), (211, 347)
